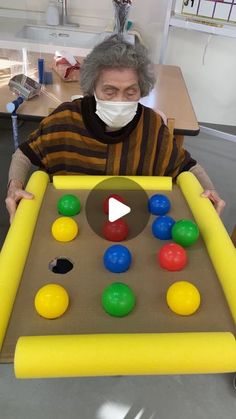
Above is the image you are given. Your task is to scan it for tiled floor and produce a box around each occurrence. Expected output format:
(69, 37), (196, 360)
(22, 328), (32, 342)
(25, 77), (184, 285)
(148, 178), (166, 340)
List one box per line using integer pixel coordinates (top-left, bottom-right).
(0, 367), (235, 419)
(184, 132), (236, 234)
(0, 118), (236, 419)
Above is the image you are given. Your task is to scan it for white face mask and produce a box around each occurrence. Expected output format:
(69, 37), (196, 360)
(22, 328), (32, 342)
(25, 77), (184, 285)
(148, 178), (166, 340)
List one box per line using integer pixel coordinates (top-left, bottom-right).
(94, 94), (138, 128)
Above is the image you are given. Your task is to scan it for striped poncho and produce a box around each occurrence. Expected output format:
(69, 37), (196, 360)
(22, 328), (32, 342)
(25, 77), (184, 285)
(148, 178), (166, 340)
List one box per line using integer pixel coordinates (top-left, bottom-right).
(19, 96), (196, 178)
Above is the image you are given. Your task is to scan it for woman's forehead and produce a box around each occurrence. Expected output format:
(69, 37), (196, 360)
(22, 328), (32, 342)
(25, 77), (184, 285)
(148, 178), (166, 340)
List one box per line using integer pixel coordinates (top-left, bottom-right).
(97, 67), (139, 86)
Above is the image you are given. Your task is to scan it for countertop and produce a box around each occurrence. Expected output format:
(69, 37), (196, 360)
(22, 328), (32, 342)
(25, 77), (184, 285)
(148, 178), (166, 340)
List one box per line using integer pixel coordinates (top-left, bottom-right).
(0, 53), (199, 136)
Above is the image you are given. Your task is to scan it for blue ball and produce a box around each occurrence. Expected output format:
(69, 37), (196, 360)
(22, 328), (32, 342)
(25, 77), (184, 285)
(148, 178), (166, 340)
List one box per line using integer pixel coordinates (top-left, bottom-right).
(152, 216), (175, 240)
(103, 245), (132, 273)
(148, 194), (171, 216)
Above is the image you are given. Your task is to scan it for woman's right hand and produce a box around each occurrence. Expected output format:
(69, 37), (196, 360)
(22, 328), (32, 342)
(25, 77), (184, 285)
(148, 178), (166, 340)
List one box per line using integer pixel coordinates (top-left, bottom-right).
(5, 180), (34, 224)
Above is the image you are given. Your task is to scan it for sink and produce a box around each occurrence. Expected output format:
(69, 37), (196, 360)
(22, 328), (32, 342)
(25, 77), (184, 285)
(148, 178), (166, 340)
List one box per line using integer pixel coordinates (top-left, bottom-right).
(14, 24), (136, 55)
(16, 25), (105, 48)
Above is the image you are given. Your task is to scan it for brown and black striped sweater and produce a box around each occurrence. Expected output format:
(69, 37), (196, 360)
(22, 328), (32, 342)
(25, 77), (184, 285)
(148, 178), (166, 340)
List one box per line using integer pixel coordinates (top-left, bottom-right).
(19, 96), (196, 178)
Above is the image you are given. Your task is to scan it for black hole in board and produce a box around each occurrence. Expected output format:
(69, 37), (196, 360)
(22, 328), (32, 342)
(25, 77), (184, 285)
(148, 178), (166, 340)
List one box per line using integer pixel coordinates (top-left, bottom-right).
(49, 257), (74, 274)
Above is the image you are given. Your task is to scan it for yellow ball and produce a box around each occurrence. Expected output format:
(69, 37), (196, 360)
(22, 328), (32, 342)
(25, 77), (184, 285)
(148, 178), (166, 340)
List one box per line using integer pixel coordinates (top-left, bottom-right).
(51, 217), (78, 242)
(166, 281), (201, 316)
(34, 284), (69, 319)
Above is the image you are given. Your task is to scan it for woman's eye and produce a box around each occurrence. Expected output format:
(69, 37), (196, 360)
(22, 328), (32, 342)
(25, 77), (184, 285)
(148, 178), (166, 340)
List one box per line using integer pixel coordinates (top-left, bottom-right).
(104, 90), (115, 96)
(127, 90), (138, 96)
(126, 93), (136, 98)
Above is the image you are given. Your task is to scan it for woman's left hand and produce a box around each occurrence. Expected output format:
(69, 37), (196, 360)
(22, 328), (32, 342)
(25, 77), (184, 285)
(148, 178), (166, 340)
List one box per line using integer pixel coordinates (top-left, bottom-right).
(201, 189), (225, 215)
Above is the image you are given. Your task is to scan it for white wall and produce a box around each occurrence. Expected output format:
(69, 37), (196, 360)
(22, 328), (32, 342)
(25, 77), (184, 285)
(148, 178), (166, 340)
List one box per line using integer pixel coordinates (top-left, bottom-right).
(1, 0), (235, 125)
(0, 0), (165, 51)
(166, 28), (236, 125)
(0, 0), (161, 21)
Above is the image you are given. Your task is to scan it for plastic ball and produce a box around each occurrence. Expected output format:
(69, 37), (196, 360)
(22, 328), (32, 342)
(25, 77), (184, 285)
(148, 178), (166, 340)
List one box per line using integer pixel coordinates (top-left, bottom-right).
(148, 194), (171, 216)
(102, 282), (136, 317)
(166, 281), (201, 316)
(172, 219), (199, 247)
(34, 284), (69, 319)
(152, 216), (175, 240)
(103, 244), (132, 273)
(51, 217), (78, 242)
(57, 194), (81, 216)
(102, 219), (129, 242)
(158, 243), (187, 271)
(103, 194), (125, 215)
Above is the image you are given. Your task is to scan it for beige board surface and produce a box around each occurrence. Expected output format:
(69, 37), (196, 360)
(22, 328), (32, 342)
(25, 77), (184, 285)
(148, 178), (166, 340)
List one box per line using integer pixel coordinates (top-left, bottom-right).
(0, 184), (234, 363)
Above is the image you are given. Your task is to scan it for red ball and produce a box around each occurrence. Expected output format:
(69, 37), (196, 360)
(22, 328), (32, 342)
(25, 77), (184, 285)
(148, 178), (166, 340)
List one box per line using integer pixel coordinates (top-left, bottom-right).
(103, 194), (125, 215)
(102, 219), (129, 242)
(158, 243), (187, 271)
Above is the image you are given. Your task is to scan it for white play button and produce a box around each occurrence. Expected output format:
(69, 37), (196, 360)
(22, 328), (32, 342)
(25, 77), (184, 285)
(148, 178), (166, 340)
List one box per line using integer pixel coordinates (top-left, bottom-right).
(108, 197), (131, 222)
(86, 177), (150, 239)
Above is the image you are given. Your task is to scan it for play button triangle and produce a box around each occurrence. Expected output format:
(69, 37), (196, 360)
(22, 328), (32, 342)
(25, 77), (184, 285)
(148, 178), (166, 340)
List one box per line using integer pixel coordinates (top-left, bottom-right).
(108, 197), (131, 222)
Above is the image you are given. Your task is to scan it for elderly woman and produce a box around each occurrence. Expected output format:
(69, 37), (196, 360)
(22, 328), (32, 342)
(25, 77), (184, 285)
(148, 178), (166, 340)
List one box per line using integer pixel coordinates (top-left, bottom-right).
(6, 36), (225, 222)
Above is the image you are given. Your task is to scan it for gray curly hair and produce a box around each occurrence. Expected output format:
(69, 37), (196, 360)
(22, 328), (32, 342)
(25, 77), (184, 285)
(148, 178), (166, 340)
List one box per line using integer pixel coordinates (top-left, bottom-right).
(80, 35), (156, 97)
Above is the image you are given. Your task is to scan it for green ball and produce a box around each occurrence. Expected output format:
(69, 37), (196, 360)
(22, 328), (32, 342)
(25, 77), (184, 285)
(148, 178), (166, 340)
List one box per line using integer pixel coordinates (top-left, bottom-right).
(57, 194), (81, 216)
(172, 219), (199, 247)
(102, 282), (136, 317)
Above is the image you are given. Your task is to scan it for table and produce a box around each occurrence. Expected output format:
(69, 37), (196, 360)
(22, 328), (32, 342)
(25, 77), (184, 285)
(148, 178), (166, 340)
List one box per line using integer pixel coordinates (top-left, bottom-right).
(0, 172), (235, 379)
(0, 57), (199, 138)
